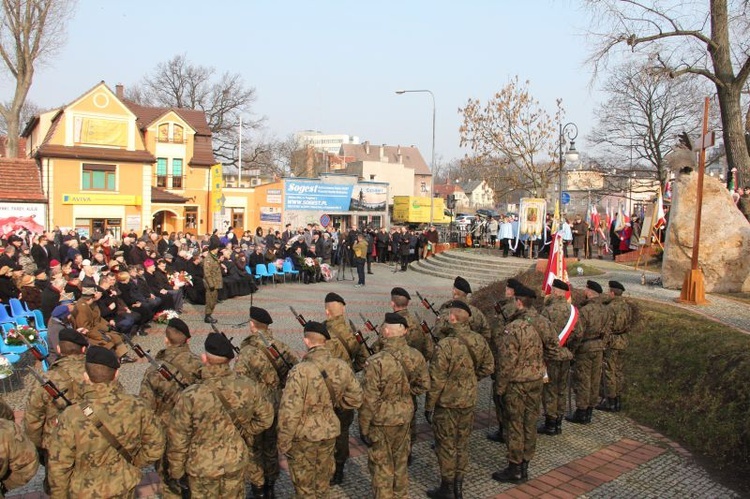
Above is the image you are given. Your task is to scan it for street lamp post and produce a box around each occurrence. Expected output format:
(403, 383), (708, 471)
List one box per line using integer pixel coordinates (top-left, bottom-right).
(396, 89), (436, 225)
(558, 122), (579, 225)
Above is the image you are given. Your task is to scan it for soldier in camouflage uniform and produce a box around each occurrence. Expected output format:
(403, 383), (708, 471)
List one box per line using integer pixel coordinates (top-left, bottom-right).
(487, 278), (524, 443)
(47, 346), (165, 497)
(492, 285), (545, 484)
(203, 240), (223, 324)
(0, 398), (39, 496)
(426, 300), (494, 499)
(566, 280), (611, 424)
(596, 281), (632, 412)
(138, 318), (201, 499)
(359, 312), (430, 498)
(537, 279), (576, 436)
(167, 333), (274, 498)
(278, 321), (363, 498)
(235, 306), (299, 498)
(433, 276), (491, 343)
(71, 286), (134, 363)
(24, 328), (88, 494)
(323, 292), (369, 484)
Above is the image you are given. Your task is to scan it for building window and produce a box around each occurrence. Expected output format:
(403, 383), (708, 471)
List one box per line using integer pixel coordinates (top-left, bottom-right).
(173, 125), (184, 143)
(185, 207), (198, 230)
(158, 123), (169, 142)
(172, 159), (183, 188)
(231, 208), (244, 229)
(82, 164), (116, 191)
(156, 158), (168, 187)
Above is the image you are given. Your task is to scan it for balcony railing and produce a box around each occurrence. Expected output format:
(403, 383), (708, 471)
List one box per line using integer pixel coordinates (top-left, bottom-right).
(154, 174), (185, 189)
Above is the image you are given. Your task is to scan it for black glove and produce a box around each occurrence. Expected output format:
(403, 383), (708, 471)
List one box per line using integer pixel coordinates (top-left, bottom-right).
(424, 410), (434, 424)
(166, 476), (189, 495)
(360, 433), (373, 447)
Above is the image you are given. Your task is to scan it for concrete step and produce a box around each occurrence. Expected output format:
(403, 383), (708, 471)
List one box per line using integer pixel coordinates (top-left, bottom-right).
(409, 249), (535, 288)
(409, 261), (497, 287)
(414, 257), (526, 281)
(432, 251), (535, 272)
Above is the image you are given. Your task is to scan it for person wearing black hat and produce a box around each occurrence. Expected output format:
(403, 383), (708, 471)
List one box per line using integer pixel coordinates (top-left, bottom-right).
(277, 321), (362, 498)
(565, 280), (611, 425)
(388, 286), (433, 362)
(359, 312), (429, 498)
(596, 281), (633, 413)
(433, 276), (491, 344)
(322, 292), (369, 484)
(203, 240), (223, 324)
(235, 307), (299, 497)
(46, 346), (165, 498)
(425, 300), (493, 498)
(167, 333), (273, 497)
(70, 287), (134, 364)
(24, 328), (88, 493)
(537, 279), (576, 437)
(491, 285), (545, 484)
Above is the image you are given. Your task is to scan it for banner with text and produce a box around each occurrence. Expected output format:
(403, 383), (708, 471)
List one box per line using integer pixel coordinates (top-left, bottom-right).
(284, 180), (387, 212)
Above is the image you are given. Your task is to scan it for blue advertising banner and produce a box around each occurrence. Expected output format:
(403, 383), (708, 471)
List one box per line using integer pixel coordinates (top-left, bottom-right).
(284, 181), (354, 211)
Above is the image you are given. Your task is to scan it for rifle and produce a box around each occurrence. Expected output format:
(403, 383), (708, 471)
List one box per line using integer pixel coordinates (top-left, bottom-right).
(416, 291), (440, 318)
(257, 331), (294, 373)
(290, 306), (307, 326)
(122, 335), (188, 390)
(210, 323), (241, 354)
(359, 313), (379, 334)
(26, 368), (72, 407)
(415, 312), (439, 345)
(350, 319), (374, 356)
(17, 331), (48, 363)
(494, 300), (508, 321)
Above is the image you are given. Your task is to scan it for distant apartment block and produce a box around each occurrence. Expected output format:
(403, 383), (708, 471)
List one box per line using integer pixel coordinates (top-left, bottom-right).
(294, 130), (360, 155)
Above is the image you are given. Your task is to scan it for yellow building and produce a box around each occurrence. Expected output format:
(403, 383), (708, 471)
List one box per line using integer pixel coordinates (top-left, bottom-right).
(22, 82), (217, 238)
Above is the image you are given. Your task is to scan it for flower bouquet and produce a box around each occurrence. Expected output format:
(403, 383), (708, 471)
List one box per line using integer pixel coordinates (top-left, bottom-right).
(169, 271), (193, 289)
(274, 259), (285, 271)
(0, 355), (12, 379)
(320, 263), (333, 282)
(302, 257), (320, 272)
(4, 325), (38, 346)
(153, 309), (179, 324)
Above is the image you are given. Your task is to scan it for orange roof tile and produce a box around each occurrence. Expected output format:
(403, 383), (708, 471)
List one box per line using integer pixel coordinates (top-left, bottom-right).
(0, 158), (46, 202)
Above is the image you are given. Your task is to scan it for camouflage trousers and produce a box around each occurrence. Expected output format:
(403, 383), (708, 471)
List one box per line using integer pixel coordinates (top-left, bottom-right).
(410, 395), (419, 452)
(492, 392), (503, 427)
(335, 409), (354, 465)
(205, 287), (218, 315)
(572, 350), (603, 409)
(247, 416), (279, 486)
(367, 424), (410, 499)
(286, 437), (336, 499)
(433, 406), (474, 479)
(156, 455), (182, 499)
(189, 469), (244, 498)
(543, 360), (571, 418)
(503, 379), (543, 464)
(602, 349), (624, 398)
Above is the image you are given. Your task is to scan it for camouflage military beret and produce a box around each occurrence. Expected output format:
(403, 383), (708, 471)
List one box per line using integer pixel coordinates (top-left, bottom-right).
(167, 318), (191, 338)
(608, 280), (625, 291)
(325, 292), (346, 305)
(86, 345), (120, 369)
(453, 276), (472, 294)
(205, 332), (235, 359)
(59, 327), (89, 347)
(447, 299), (472, 316)
(250, 306), (273, 326)
(390, 287), (411, 300)
(586, 280), (603, 294)
(384, 312), (408, 327)
(514, 285), (537, 299)
(552, 279), (569, 291)
(303, 321), (330, 339)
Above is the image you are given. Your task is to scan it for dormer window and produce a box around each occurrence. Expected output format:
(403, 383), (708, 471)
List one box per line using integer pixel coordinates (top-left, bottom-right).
(158, 123), (170, 142)
(157, 122), (186, 143)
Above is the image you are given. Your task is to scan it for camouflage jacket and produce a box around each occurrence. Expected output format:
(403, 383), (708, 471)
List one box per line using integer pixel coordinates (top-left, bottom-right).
(48, 381), (165, 497)
(568, 296), (611, 354)
(359, 336), (430, 435)
(605, 296), (633, 350)
(277, 345), (363, 453)
(235, 330), (299, 407)
(138, 344), (202, 425)
(490, 297), (519, 359)
(372, 309), (434, 362)
(202, 252), (223, 290)
(426, 321), (494, 410)
(528, 306), (573, 362)
(24, 354), (86, 449)
(325, 314), (369, 372)
(495, 308), (545, 395)
(541, 295), (580, 360)
(0, 419), (39, 493)
(167, 363), (273, 479)
(433, 296), (491, 343)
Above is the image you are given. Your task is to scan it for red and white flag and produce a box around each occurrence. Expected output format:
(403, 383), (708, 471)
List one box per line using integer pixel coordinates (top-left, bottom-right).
(558, 304), (579, 347)
(652, 188), (667, 229)
(542, 232), (570, 299)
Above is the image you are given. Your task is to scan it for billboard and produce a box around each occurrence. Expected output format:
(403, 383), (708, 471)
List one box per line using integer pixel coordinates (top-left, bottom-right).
(0, 203), (47, 237)
(284, 180), (386, 212)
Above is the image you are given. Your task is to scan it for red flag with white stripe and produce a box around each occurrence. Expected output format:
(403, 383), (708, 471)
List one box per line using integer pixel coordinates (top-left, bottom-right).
(542, 232), (570, 299)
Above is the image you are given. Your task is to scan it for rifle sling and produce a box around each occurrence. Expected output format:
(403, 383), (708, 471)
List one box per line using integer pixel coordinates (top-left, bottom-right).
(81, 405), (134, 465)
(383, 350), (412, 397)
(455, 335), (478, 372)
(261, 345), (287, 381)
(210, 385), (251, 444)
(308, 360), (338, 410)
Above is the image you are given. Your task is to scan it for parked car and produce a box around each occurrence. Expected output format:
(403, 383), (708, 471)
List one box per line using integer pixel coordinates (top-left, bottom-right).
(454, 214), (475, 228)
(476, 208), (499, 218)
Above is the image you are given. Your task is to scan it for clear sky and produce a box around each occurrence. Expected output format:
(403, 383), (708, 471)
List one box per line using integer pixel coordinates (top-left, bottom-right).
(7, 0), (601, 165)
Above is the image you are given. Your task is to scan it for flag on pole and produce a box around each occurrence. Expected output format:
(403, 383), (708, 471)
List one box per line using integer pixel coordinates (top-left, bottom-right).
(614, 204), (625, 231)
(585, 203), (592, 226)
(652, 188), (667, 229)
(558, 304), (579, 347)
(591, 205), (600, 230)
(553, 200), (561, 229)
(542, 232), (570, 299)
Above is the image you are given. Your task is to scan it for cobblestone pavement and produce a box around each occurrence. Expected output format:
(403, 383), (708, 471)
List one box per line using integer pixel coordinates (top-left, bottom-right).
(5, 258), (742, 498)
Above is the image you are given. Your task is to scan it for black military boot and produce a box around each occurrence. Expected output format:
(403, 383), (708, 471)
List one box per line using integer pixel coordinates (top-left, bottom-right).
(492, 462), (523, 483)
(454, 475), (464, 499)
(204, 314), (217, 324)
(536, 415), (557, 435)
(614, 396), (622, 412)
(265, 478), (276, 498)
(595, 397), (616, 412)
(250, 484), (265, 499)
(585, 407), (594, 423)
(521, 460), (529, 482)
(565, 408), (588, 424)
(487, 424), (504, 443)
(555, 416), (563, 434)
(426, 479), (455, 499)
(329, 462), (344, 485)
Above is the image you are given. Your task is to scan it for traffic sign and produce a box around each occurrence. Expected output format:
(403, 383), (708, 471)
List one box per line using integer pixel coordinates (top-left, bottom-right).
(320, 214), (331, 227)
(561, 192), (571, 205)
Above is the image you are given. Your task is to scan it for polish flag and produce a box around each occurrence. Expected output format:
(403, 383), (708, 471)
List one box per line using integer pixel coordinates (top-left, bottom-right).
(652, 188), (667, 229)
(542, 232), (570, 299)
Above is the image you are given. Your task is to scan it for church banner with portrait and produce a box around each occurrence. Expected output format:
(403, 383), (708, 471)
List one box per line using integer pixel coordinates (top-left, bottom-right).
(519, 198), (547, 237)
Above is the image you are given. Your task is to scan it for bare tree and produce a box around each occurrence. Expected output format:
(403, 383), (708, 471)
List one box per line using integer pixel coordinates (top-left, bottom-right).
(0, 98), (41, 136)
(585, 0), (750, 184)
(459, 76), (563, 198)
(128, 54), (264, 166)
(0, 0), (75, 157)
